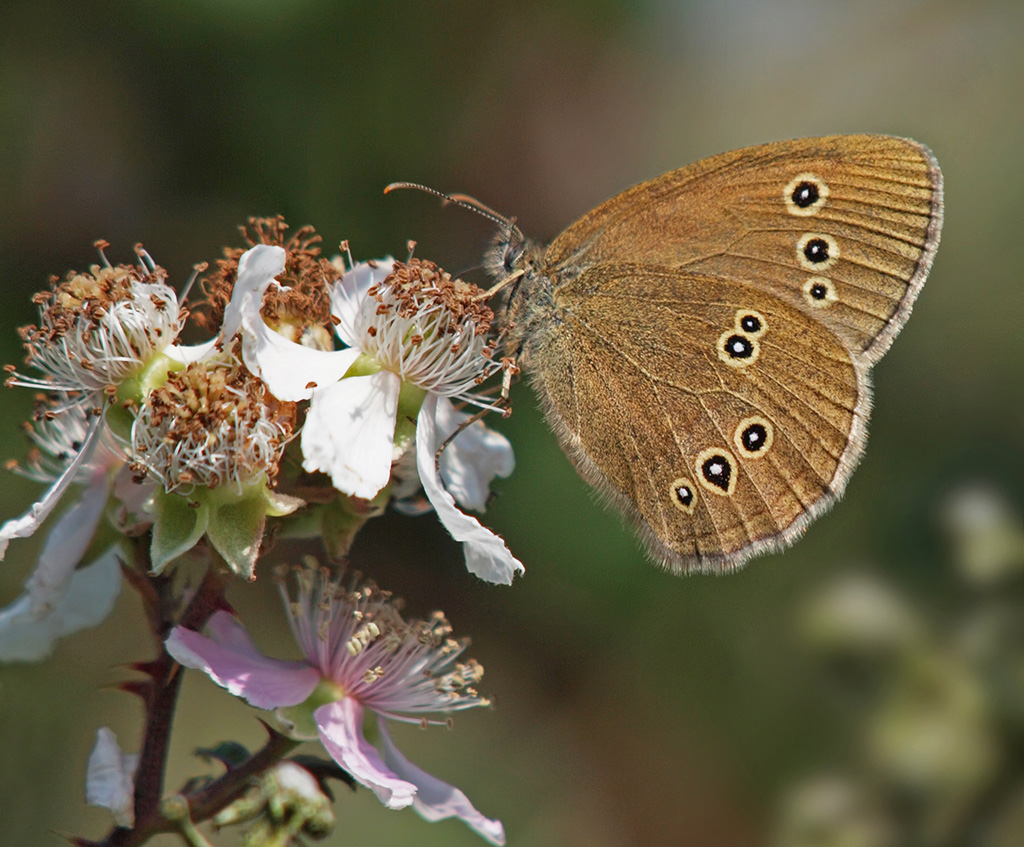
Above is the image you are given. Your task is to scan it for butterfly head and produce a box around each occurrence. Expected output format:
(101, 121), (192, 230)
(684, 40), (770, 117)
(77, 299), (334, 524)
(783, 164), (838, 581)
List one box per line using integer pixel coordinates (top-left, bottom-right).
(484, 218), (531, 279)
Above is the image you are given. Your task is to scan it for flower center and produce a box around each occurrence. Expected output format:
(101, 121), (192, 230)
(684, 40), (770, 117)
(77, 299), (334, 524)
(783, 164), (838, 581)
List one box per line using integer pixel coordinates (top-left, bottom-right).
(14, 252), (184, 399)
(358, 259), (500, 400)
(130, 353), (295, 492)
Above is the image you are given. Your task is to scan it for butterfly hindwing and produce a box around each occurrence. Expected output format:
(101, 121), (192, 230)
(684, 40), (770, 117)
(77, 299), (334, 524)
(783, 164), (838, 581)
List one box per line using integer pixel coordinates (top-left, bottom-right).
(521, 265), (867, 572)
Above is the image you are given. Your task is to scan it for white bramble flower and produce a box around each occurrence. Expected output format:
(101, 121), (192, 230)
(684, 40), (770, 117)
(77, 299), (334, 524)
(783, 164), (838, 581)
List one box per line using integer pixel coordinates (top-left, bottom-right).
(130, 351), (294, 495)
(2, 240), (309, 584)
(227, 244), (522, 585)
(166, 567), (505, 845)
(0, 243), (208, 568)
(129, 347), (304, 578)
(7, 244), (185, 406)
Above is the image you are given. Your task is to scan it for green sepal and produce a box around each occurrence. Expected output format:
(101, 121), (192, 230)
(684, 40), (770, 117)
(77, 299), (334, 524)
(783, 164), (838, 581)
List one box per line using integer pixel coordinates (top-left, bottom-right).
(206, 486), (270, 581)
(321, 489), (390, 559)
(265, 490), (305, 518)
(150, 490), (210, 575)
(276, 679), (344, 741)
(274, 503), (327, 541)
(394, 380), (427, 455)
(116, 351), (183, 407)
(344, 353), (381, 378)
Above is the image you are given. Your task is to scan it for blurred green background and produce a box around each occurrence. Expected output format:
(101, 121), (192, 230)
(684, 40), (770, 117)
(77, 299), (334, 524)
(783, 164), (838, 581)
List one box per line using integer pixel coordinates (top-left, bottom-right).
(1, 1), (1023, 845)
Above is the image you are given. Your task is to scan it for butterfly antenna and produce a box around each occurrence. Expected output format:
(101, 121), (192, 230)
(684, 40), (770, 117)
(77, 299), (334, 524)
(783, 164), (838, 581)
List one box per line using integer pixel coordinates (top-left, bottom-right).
(384, 182), (522, 238)
(385, 182), (527, 302)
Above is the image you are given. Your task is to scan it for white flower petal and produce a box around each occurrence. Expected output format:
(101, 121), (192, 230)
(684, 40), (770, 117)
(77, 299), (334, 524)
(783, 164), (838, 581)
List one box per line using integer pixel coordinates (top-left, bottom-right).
(301, 371), (400, 500)
(245, 320), (360, 402)
(85, 727), (139, 828)
(0, 413), (103, 560)
(0, 549), (122, 662)
(163, 338), (219, 366)
(330, 258), (395, 348)
(436, 397), (515, 513)
(220, 244), (287, 341)
(24, 472), (111, 618)
(417, 396), (523, 584)
(378, 718), (506, 845)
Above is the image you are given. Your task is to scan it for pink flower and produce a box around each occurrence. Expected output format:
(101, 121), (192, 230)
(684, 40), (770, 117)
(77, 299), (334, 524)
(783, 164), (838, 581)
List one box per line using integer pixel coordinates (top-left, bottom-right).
(165, 568), (504, 845)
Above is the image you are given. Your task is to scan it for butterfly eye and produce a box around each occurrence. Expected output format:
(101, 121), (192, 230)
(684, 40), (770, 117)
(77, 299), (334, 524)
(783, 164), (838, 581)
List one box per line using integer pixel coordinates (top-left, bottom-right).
(695, 448), (737, 496)
(784, 173), (830, 216)
(797, 233), (839, 271)
(733, 416), (774, 459)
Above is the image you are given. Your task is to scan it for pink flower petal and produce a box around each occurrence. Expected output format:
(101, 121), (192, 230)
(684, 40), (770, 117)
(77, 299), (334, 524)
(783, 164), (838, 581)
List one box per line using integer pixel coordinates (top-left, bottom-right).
(315, 699), (416, 809)
(417, 396), (523, 585)
(301, 371), (400, 499)
(377, 718), (506, 845)
(165, 611), (319, 709)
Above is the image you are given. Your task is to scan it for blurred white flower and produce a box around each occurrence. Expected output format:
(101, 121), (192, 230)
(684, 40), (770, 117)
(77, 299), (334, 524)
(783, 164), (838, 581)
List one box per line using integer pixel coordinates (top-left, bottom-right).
(85, 727), (139, 828)
(0, 405), (130, 661)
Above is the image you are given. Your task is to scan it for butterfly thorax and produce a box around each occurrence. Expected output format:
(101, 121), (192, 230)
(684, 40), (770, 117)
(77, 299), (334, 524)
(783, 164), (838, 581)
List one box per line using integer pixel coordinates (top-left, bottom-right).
(488, 238), (563, 365)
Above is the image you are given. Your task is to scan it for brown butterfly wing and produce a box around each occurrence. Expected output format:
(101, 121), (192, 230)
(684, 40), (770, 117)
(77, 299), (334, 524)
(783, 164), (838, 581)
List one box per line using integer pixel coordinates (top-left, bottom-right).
(544, 135), (942, 363)
(521, 265), (867, 572)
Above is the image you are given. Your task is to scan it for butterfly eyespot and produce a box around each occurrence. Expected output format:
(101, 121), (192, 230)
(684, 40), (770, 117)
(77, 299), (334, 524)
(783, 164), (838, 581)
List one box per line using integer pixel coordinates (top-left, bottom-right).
(802, 276), (838, 308)
(784, 173), (830, 216)
(797, 233), (839, 270)
(669, 478), (697, 514)
(733, 416), (774, 459)
(717, 331), (760, 368)
(695, 448), (736, 496)
(795, 182), (818, 206)
(734, 309), (767, 338)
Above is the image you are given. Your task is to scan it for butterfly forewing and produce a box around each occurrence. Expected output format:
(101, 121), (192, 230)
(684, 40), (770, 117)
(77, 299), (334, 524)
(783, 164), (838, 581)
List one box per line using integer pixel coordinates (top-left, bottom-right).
(544, 135), (942, 362)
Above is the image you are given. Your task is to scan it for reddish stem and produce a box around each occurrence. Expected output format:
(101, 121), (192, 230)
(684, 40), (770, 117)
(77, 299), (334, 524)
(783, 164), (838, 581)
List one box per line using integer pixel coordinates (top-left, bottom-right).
(86, 541), (238, 846)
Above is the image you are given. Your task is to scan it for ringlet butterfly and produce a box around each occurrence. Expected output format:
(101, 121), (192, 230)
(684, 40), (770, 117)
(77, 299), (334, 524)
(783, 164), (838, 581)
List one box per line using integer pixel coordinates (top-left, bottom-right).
(408, 135), (943, 574)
